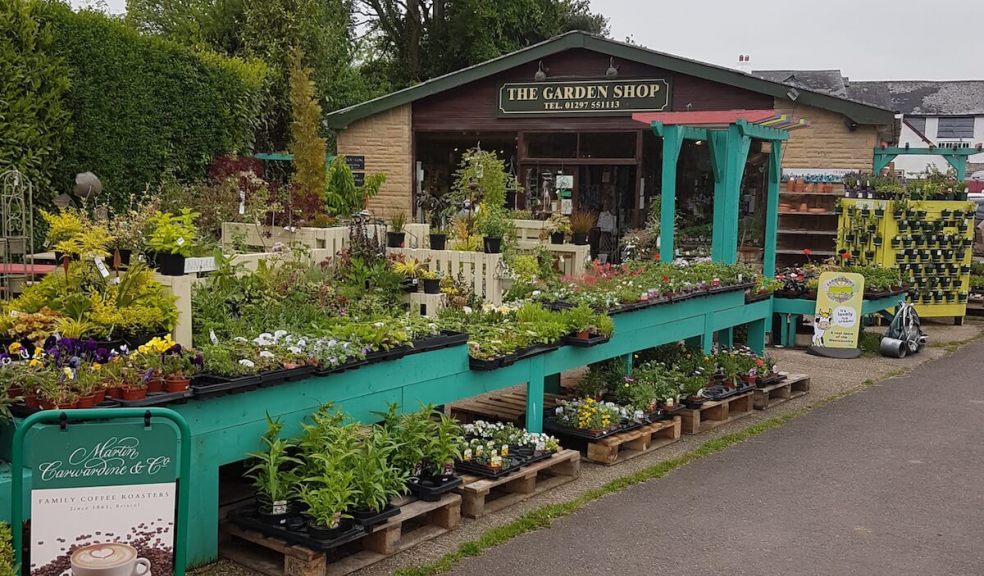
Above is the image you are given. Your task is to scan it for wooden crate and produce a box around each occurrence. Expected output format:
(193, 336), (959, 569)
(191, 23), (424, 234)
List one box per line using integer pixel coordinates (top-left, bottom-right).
(585, 417), (681, 465)
(220, 493), (461, 576)
(753, 374), (810, 410)
(455, 449), (580, 518)
(678, 392), (753, 435)
(451, 390), (563, 425)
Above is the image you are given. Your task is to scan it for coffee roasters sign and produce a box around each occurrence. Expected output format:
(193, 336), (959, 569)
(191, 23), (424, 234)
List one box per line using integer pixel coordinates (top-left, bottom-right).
(20, 415), (186, 576)
(498, 79), (670, 116)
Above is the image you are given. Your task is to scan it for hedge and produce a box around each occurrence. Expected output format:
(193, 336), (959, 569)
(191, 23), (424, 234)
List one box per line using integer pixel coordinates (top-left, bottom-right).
(36, 2), (267, 207)
(0, 0), (71, 201)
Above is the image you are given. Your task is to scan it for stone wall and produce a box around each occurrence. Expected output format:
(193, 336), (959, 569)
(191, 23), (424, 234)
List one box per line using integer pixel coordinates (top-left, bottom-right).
(335, 104), (412, 218)
(774, 99), (881, 172)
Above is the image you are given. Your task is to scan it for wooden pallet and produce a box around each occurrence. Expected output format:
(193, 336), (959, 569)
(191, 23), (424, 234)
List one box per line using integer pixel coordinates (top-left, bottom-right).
(455, 449), (580, 518)
(753, 374), (810, 410)
(221, 493), (461, 576)
(451, 389), (563, 425)
(585, 416), (682, 465)
(678, 392), (753, 435)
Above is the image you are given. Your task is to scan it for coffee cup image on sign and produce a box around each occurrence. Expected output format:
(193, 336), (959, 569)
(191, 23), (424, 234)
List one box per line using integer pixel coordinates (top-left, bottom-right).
(68, 544), (150, 576)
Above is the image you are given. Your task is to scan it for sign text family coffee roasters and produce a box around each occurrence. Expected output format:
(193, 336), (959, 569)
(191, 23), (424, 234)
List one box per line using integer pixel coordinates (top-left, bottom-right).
(498, 79), (670, 115)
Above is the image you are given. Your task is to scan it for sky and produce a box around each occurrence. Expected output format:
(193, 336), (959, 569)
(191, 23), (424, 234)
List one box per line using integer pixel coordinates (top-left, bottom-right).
(74, 0), (983, 81)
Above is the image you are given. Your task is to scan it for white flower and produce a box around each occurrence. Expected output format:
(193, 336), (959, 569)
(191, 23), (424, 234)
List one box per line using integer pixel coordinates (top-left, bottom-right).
(239, 359), (255, 368)
(259, 350), (275, 359)
(288, 346), (302, 355)
(274, 330), (288, 339)
(463, 306), (473, 314)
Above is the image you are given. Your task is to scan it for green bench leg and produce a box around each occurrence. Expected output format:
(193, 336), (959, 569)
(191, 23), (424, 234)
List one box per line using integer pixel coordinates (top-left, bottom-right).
(624, 353), (633, 376)
(525, 357), (545, 433)
(186, 442), (220, 567)
(702, 315), (714, 354)
(746, 318), (766, 355)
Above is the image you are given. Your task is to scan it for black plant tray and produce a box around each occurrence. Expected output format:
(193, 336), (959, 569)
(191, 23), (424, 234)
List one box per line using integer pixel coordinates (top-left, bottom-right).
(407, 475), (463, 502)
(744, 292), (772, 304)
(469, 356), (502, 371)
(312, 358), (369, 376)
(515, 340), (563, 360)
(350, 504), (400, 528)
(610, 300), (653, 315)
(365, 345), (412, 364)
(410, 330), (469, 354)
(564, 334), (610, 347)
(230, 506), (366, 551)
(260, 366), (315, 387)
(455, 457), (525, 479)
(191, 374), (262, 398)
(700, 386), (739, 401)
(755, 373), (786, 388)
(543, 417), (640, 441)
(117, 390), (192, 407)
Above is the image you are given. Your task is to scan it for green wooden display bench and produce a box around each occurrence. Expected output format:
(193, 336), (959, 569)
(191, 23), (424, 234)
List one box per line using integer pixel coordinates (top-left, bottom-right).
(0, 289), (768, 568)
(771, 292), (906, 348)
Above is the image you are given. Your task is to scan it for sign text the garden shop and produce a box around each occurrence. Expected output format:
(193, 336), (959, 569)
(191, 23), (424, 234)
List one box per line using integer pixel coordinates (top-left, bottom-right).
(498, 79), (670, 116)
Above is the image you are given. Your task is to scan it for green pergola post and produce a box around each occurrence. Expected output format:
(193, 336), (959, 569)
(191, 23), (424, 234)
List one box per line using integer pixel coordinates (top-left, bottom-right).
(657, 124), (684, 262)
(710, 125), (751, 263)
(764, 140), (783, 277)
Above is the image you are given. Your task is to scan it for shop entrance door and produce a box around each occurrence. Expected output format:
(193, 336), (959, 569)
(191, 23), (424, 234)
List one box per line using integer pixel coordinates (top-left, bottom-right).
(577, 165), (636, 262)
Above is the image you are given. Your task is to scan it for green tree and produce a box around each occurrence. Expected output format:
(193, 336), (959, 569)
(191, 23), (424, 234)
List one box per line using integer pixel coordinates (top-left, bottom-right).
(289, 47), (326, 215)
(0, 0), (71, 202)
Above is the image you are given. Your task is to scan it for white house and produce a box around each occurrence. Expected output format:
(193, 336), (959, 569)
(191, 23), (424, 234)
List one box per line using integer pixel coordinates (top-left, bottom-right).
(755, 72), (984, 177)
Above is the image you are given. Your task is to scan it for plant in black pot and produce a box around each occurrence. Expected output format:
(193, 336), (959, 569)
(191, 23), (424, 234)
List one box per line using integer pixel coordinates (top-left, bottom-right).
(349, 427), (407, 526)
(569, 210), (597, 246)
(392, 256), (426, 292)
(245, 415), (302, 527)
(429, 227), (448, 250)
(421, 269), (443, 294)
(106, 195), (159, 268)
(298, 456), (356, 541)
(680, 372), (707, 409)
(478, 208), (508, 254)
(544, 213), (571, 245)
(386, 212), (407, 248)
(146, 208), (198, 276)
(410, 410), (463, 500)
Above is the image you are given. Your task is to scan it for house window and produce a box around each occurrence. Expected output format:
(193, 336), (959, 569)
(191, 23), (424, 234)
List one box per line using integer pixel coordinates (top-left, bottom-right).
(907, 117), (927, 135)
(936, 117), (975, 139)
(938, 141), (971, 149)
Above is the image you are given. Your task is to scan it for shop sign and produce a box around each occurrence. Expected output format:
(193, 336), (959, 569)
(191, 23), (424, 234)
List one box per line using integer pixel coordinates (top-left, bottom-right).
(17, 413), (187, 576)
(813, 271), (865, 349)
(498, 79), (670, 116)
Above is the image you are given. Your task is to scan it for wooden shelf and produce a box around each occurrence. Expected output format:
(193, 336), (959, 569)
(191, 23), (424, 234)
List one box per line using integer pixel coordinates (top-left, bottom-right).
(777, 229), (838, 235)
(776, 249), (836, 256)
(779, 191), (844, 197)
(779, 211), (837, 216)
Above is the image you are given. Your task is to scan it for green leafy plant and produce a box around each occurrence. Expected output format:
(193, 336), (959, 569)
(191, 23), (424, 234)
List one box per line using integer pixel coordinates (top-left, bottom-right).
(477, 207), (508, 239)
(325, 155), (386, 217)
(390, 211), (407, 233)
(245, 415), (302, 508)
(569, 211), (597, 234)
(147, 208), (199, 256)
(351, 427), (408, 513)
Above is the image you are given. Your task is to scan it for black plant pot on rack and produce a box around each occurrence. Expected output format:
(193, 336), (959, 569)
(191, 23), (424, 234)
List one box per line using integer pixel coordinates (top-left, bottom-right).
(483, 236), (503, 254)
(155, 252), (186, 276)
(422, 278), (441, 294)
(386, 231), (406, 248)
(429, 233), (447, 250)
(550, 232), (565, 244)
(572, 232), (589, 246)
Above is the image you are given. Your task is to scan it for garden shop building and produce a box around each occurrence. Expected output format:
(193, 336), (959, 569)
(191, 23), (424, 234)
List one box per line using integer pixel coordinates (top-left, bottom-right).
(326, 32), (896, 247)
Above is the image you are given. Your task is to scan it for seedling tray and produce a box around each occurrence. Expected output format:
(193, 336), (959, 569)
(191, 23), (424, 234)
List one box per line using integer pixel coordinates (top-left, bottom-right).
(455, 458), (524, 479)
(365, 345), (412, 364)
(411, 330), (468, 354)
(191, 374), (262, 398)
(564, 334), (610, 347)
(350, 504), (400, 528)
(259, 366), (315, 387)
(469, 357), (502, 371)
(543, 417), (640, 441)
(117, 390), (192, 407)
(407, 476), (463, 502)
(229, 506), (366, 552)
(312, 358), (369, 377)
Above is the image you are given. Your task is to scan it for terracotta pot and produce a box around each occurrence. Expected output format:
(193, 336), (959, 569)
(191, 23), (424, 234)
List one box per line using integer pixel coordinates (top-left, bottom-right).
(798, 202), (809, 212)
(792, 180), (804, 192)
(147, 378), (165, 393)
(121, 387), (148, 401)
(104, 385), (123, 399)
(24, 394), (40, 409)
(576, 330), (592, 340)
(76, 394), (98, 409)
(165, 377), (190, 393)
(92, 389), (106, 403)
(39, 399), (55, 410)
(54, 400), (78, 410)
(7, 386), (22, 399)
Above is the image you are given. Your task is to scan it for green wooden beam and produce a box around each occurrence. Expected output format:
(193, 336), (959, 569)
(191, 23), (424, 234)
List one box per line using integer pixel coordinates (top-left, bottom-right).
(735, 119), (790, 142)
(763, 140), (782, 277)
(873, 146), (976, 180)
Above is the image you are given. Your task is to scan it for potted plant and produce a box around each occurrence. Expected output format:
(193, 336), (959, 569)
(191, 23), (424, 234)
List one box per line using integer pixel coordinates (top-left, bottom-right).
(478, 209), (508, 254)
(246, 416), (302, 526)
(147, 209), (198, 276)
(73, 364), (104, 408)
(544, 214), (571, 244)
(107, 196), (159, 267)
(679, 373), (706, 409)
(421, 270), (442, 294)
(429, 227), (448, 250)
(350, 427), (406, 524)
(569, 211), (597, 246)
(299, 449), (356, 540)
(162, 345), (202, 393)
(563, 304), (614, 345)
(386, 212), (407, 248)
(392, 257), (425, 292)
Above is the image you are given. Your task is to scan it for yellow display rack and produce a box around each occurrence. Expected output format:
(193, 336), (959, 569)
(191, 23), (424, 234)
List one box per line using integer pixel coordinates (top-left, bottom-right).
(837, 198), (973, 323)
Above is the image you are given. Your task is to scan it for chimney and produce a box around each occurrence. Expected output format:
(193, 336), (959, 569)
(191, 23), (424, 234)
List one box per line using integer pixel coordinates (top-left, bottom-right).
(737, 54), (752, 75)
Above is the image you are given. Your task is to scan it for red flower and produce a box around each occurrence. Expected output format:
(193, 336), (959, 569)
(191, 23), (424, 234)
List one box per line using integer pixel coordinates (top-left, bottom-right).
(802, 248), (812, 256)
(842, 252), (851, 261)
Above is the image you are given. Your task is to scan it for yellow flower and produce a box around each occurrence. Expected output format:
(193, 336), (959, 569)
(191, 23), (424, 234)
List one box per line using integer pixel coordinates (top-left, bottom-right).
(8, 342), (22, 354)
(63, 367), (74, 378)
(28, 359), (42, 368)
(92, 363), (101, 372)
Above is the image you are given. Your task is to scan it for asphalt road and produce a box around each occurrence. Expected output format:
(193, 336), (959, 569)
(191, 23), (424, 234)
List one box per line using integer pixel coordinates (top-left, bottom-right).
(448, 339), (984, 576)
